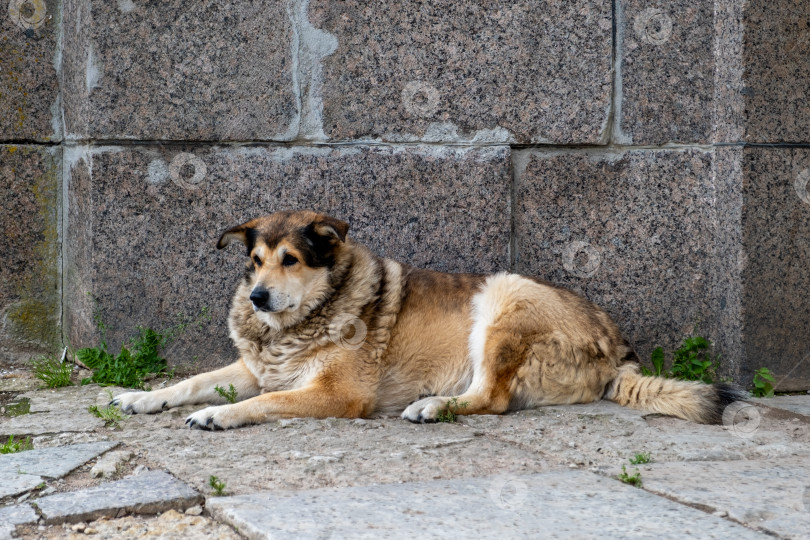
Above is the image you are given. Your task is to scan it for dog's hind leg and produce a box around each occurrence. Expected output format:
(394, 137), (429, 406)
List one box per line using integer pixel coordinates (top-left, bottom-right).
(401, 321), (527, 422)
(401, 275), (534, 423)
(112, 359), (261, 414)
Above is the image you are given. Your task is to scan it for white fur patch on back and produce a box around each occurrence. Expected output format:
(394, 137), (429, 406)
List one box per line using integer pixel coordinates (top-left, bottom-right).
(467, 273), (534, 393)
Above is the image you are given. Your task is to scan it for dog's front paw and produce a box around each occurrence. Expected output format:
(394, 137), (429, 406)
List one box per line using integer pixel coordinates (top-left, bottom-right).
(111, 391), (170, 414)
(401, 397), (449, 423)
(185, 405), (243, 431)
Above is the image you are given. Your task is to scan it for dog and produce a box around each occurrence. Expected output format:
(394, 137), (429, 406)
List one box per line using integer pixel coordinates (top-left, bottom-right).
(112, 210), (745, 430)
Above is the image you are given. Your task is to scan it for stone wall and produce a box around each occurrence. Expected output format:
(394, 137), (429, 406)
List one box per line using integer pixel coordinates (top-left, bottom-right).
(2, 0), (809, 390)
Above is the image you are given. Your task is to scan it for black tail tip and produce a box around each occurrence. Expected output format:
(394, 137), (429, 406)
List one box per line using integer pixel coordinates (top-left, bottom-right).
(707, 382), (750, 424)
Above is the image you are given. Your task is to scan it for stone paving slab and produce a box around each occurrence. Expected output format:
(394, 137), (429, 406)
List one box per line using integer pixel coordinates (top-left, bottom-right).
(0, 411), (105, 437)
(112, 409), (553, 496)
(208, 471), (767, 539)
(757, 395), (810, 417)
(0, 503), (39, 539)
(635, 457), (810, 539)
(34, 470), (202, 525)
(0, 471), (45, 499)
(0, 441), (117, 479)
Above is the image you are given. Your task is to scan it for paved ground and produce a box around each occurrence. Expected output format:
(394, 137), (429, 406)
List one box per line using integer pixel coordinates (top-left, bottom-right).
(1, 369), (809, 539)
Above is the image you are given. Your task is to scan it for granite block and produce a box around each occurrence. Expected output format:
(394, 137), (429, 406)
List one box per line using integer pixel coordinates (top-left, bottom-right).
(617, 0), (714, 144)
(64, 144), (510, 370)
(0, 0), (60, 141)
(312, 0), (612, 143)
(739, 148), (810, 390)
(0, 145), (61, 364)
(742, 0), (810, 143)
(513, 149), (719, 372)
(61, 0), (297, 141)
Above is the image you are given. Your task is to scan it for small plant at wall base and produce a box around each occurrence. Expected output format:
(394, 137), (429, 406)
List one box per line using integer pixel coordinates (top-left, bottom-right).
(88, 404), (128, 428)
(78, 296), (210, 389)
(0, 435), (33, 454)
(641, 336), (718, 383)
(31, 354), (73, 388)
(752, 367), (775, 398)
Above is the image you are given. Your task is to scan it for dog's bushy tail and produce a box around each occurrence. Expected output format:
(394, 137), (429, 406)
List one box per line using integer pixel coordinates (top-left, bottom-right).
(604, 363), (748, 424)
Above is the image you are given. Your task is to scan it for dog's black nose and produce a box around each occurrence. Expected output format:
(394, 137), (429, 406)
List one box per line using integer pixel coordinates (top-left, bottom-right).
(250, 287), (270, 309)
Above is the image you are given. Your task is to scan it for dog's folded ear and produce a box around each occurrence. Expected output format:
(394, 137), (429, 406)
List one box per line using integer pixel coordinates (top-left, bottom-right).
(217, 222), (257, 254)
(309, 216), (349, 244)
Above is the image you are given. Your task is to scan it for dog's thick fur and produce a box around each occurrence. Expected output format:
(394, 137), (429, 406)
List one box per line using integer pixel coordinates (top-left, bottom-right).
(113, 210), (745, 430)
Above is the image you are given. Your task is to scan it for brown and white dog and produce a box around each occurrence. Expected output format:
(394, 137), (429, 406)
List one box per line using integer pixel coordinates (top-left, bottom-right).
(112, 210), (745, 430)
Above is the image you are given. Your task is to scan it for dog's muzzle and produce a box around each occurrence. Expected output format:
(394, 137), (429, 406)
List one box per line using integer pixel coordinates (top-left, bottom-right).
(250, 286), (291, 312)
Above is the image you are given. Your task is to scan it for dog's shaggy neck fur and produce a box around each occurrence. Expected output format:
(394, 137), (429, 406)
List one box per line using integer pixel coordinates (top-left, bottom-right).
(227, 240), (404, 391)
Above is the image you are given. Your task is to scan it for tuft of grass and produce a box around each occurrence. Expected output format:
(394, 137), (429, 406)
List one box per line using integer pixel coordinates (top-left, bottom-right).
(436, 397), (469, 423)
(31, 355), (73, 388)
(0, 435), (33, 454)
(618, 465), (642, 487)
(629, 452), (652, 465)
(752, 367), (775, 398)
(78, 296), (210, 389)
(641, 336), (718, 383)
(208, 475), (227, 496)
(88, 403), (128, 428)
(215, 384), (238, 404)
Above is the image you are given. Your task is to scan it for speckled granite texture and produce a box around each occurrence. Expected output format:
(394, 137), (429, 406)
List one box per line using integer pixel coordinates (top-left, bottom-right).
(61, 0), (297, 140)
(4, 0), (810, 389)
(0, 0), (60, 141)
(739, 148), (810, 390)
(64, 145), (510, 369)
(311, 0), (612, 144)
(742, 0), (810, 142)
(0, 145), (61, 363)
(618, 0), (714, 144)
(513, 149), (720, 373)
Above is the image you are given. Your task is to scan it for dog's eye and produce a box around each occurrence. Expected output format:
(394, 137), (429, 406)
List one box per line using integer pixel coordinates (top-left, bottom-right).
(282, 254), (298, 267)
(253, 255), (262, 267)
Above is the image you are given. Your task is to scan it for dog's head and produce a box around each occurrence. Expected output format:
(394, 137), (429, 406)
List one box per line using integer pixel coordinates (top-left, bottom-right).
(217, 210), (349, 329)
